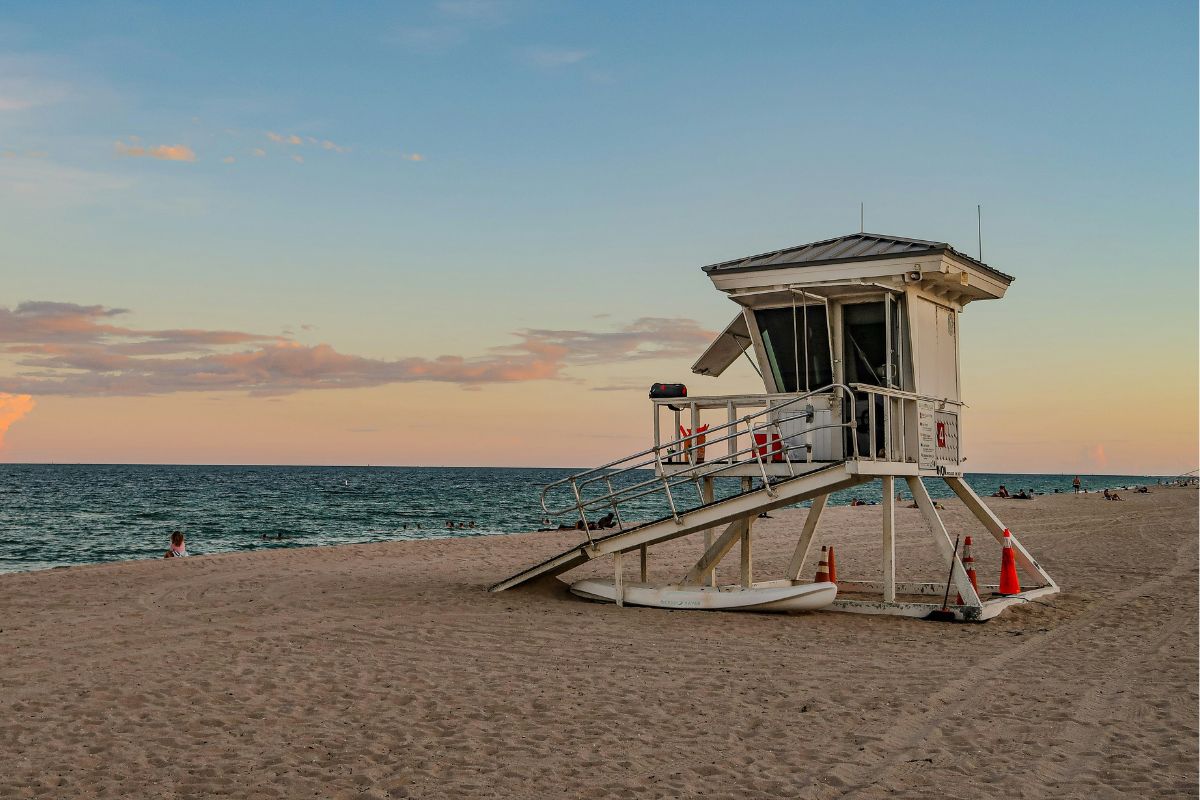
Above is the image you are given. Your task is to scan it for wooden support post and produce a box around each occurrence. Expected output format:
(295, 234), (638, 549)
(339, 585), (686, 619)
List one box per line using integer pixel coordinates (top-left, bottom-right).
(740, 477), (754, 587)
(905, 477), (981, 608)
(614, 551), (624, 608)
(740, 517), (753, 588)
(786, 493), (828, 580)
(701, 477), (716, 587)
(943, 476), (1058, 588)
(639, 544), (648, 582)
(683, 519), (746, 585)
(881, 475), (896, 602)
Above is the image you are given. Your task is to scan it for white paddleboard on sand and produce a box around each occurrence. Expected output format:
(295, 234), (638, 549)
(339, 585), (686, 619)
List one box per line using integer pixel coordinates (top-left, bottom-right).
(569, 579), (837, 612)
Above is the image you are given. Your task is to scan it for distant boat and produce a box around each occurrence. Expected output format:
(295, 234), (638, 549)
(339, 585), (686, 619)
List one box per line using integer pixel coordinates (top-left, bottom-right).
(569, 579), (837, 612)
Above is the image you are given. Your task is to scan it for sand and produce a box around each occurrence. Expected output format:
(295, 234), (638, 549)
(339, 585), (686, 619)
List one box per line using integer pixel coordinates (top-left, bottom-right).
(1, 487), (1196, 799)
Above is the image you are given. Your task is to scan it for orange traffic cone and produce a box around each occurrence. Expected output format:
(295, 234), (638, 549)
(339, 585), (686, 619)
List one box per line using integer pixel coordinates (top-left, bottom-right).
(826, 546), (838, 584)
(814, 546), (830, 583)
(956, 536), (979, 604)
(999, 529), (1021, 595)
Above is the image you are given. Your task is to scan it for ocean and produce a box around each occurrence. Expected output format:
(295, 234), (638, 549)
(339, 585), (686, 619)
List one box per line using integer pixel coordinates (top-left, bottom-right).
(0, 464), (1162, 573)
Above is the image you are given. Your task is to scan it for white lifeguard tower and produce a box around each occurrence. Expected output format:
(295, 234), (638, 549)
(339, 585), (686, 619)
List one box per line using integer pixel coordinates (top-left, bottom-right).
(492, 233), (1059, 621)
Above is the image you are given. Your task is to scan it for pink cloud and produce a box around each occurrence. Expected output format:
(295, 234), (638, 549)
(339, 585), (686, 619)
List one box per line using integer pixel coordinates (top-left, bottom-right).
(0, 393), (34, 448)
(114, 140), (196, 162)
(0, 301), (713, 398)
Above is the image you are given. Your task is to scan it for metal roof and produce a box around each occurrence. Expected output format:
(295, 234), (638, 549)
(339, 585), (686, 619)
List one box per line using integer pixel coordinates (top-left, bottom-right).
(701, 232), (1014, 283)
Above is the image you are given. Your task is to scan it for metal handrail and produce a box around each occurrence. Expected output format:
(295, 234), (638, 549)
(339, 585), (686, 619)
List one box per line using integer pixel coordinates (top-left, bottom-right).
(539, 384), (859, 528)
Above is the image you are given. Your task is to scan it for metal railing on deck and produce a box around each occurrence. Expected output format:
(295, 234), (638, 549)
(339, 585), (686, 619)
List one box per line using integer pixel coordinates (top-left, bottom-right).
(848, 383), (965, 464)
(540, 384), (858, 545)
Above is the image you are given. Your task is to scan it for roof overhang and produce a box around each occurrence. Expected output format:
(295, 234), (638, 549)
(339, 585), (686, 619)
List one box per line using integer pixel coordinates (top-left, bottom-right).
(708, 252), (1010, 306)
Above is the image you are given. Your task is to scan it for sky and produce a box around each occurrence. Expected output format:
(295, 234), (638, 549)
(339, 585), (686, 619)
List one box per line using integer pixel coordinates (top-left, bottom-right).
(0, 0), (1196, 474)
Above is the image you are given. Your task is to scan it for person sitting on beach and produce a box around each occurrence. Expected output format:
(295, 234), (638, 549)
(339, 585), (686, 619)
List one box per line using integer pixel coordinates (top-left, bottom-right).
(1110, 491), (1124, 501)
(992, 485), (1011, 498)
(163, 531), (188, 558)
(1014, 490), (1031, 500)
(1135, 486), (1150, 494)
(1103, 488), (1112, 500)
(596, 512), (616, 529)
(850, 498), (866, 507)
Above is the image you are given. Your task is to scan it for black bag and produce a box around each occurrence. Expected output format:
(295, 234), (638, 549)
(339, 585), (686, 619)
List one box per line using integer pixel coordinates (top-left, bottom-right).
(649, 383), (687, 399)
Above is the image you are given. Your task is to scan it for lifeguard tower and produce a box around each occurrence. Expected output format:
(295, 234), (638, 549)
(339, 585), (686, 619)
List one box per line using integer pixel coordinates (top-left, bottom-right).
(492, 232), (1058, 621)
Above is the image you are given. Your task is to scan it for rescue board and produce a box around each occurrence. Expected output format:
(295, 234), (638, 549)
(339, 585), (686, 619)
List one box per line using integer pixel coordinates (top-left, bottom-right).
(569, 579), (837, 612)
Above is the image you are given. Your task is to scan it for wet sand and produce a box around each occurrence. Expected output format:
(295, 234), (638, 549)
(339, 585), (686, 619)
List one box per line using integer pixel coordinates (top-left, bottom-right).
(1, 487), (1196, 799)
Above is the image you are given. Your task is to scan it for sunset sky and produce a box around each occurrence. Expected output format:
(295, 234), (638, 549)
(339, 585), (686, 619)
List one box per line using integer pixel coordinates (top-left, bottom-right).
(0, 1), (1196, 474)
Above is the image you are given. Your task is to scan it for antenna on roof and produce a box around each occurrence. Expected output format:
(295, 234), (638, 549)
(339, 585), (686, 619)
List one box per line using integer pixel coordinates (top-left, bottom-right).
(977, 204), (983, 261)
(860, 202), (864, 233)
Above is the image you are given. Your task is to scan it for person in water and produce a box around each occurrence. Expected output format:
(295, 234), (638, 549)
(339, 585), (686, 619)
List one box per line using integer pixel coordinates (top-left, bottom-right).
(163, 531), (188, 558)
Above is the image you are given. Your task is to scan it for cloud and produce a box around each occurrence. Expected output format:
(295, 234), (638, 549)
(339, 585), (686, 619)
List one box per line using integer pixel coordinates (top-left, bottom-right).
(222, 156), (235, 164)
(265, 132), (348, 154)
(521, 47), (590, 68)
(0, 301), (713, 398)
(1087, 443), (1109, 468)
(403, 153), (424, 162)
(291, 154), (304, 164)
(252, 148), (266, 157)
(0, 393), (34, 448)
(266, 131), (304, 145)
(114, 140), (197, 162)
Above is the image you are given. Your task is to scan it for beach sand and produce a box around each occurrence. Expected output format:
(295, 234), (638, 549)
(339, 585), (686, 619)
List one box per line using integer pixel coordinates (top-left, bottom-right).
(1, 487), (1196, 799)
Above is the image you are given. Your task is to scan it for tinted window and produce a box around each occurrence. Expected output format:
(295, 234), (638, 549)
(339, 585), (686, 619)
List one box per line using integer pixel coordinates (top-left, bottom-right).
(755, 305), (832, 392)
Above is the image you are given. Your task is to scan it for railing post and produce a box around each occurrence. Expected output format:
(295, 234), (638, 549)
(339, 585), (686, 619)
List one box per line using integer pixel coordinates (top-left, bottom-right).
(868, 395), (877, 461)
(883, 395), (891, 462)
(653, 449), (682, 523)
(569, 478), (595, 547)
(604, 475), (626, 530)
(727, 400), (736, 461)
(745, 418), (777, 497)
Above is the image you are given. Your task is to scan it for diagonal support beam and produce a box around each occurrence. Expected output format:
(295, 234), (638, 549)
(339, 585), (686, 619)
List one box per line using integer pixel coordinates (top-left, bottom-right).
(943, 476), (1058, 588)
(786, 494), (828, 580)
(683, 519), (747, 585)
(905, 477), (981, 608)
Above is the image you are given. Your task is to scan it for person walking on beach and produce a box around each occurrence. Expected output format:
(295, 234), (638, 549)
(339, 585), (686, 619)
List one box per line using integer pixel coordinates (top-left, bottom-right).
(1073, 475), (1081, 494)
(163, 531), (188, 558)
